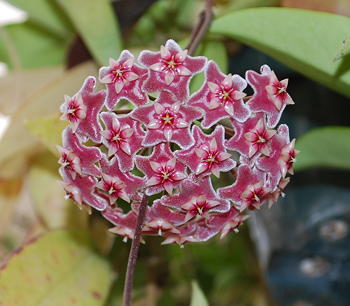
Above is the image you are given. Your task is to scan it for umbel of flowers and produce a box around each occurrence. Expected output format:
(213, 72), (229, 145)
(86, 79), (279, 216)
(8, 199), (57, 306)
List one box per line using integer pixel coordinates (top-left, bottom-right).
(58, 40), (297, 246)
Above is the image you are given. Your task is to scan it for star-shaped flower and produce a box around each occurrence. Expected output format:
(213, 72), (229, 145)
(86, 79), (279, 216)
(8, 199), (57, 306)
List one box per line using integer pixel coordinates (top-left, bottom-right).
(60, 93), (86, 131)
(99, 51), (148, 109)
(60, 77), (106, 142)
(207, 207), (246, 239)
(246, 65), (294, 128)
(188, 61), (250, 128)
(142, 202), (184, 236)
(59, 169), (108, 211)
(225, 113), (276, 158)
(57, 145), (82, 179)
(138, 39), (206, 100)
(103, 207), (138, 242)
(176, 125), (235, 178)
(100, 157), (145, 204)
(61, 127), (102, 177)
(132, 91), (202, 148)
(256, 124), (299, 188)
(160, 177), (229, 223)
(136, 143), (186, 195)
(218, 165), (270, 211)
(100, 112), (145, 172)
(161, 224), (197, 247)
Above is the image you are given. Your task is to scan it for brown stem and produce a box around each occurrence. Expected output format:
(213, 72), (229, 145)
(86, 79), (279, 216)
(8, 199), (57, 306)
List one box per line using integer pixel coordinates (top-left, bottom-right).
(186, 0), (214, 56)
(123, 194), (148, 306)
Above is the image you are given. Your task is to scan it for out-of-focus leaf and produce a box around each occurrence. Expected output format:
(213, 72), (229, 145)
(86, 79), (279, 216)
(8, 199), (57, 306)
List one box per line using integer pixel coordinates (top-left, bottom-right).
(211, 8), (350, 97)
(335, 36), (350, 61)
(56, 0), (122, 65)
(0, 66), (64, 115)
(8, 0), (73, 37)
(282, 0), (350, 17)
(0, 22), (68, 69)
(28, 152), (88, 230)
(0, 61), (98, 176)
(26, 114), (67, 156)
(191, 281), (209, 306)
(0, 230), (114, 305)
(191, 39), (228, 93)
(218, 0), (280, 14)
(295, 126), (350, 171)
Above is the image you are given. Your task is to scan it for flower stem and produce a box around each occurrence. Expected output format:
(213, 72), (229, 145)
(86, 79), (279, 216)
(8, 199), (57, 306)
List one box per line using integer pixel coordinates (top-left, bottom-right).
(122, 194), (148, 306)
(186, 0), (214, 56)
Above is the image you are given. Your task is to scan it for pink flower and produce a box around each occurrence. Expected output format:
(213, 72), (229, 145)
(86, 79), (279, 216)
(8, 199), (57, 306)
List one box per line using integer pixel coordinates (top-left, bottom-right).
(218, 165), (270, 211)
(139, 39), (206, 100)
(256, 124), (299, 187)
(60, 127), (102, 177)
(188, 61), (250, 128)
(225, 113), (276, 158)
(58, 40), (297, 245)
(176, 125), (235, 178)
(246, 65), (294, 128)
(132, 91), (201, 148)
(100, 112), (145, 172)
(99, 51), (148, 109)
(100, 157), (145, 203)
(160, 177), (230, 223)
(60, 77), (105, 142)
(136, 143), (186, 195)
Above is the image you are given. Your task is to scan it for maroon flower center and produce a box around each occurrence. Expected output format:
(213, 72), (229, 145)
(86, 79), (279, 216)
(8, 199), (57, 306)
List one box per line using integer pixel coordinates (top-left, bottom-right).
(161, 55), (181, 73)
(156, 109), (179, 129)
(111, 65), (131, 82)
(202, 151), (219, 168)
(215, 87), (234, 104)
(156, 166), (176, 183)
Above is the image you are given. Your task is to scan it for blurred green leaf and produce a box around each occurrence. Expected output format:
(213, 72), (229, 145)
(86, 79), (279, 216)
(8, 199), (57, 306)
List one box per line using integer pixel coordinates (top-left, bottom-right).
(56, 0), (122, 65)
(211, 8), (350, 97)
(335, 35), (350, 61)
(191, 39), (228, 93)
(191, 281), (209, 306)
(8, 0), (73, 37)
(218, 0), (280, 14)
(0, 66), (64, 115)
(0, 22), (68, 69)
(26, 114), (67, 156)
(0, 230), (114, 305)
(295, 126), (350, 171)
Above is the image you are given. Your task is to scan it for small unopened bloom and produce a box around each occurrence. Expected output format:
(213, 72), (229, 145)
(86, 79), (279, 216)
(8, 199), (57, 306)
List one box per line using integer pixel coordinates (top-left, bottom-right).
(58, 40), (297, 246)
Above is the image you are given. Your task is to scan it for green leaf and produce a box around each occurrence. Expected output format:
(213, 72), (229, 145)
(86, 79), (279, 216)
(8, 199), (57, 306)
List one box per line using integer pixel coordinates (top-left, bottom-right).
(191, 281), (209, 306)
(56, 0), (122, 65)
(0, 230), (114, 305)
(0, 22), (68, 69)
(26, 114), (68, 156)
(190, 39), (228, 93)
(334, 35), (350, 61)
(8, 0), (73, 37)
(211, 8), (350, 97)
(295, 126), (350, 171)
(218, 0), (280, 15)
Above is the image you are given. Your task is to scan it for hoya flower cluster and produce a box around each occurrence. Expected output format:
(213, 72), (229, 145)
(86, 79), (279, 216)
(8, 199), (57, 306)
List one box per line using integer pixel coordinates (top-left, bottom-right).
(58, 40), (297, 246)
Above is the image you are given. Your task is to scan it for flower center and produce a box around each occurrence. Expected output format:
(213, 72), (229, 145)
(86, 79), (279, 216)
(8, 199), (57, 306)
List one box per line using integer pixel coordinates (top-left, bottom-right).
(216, 88), (233, 103)
(158, 166), (175, 183)
(203, 151), (218, 166)
(112, 65), (129, 81)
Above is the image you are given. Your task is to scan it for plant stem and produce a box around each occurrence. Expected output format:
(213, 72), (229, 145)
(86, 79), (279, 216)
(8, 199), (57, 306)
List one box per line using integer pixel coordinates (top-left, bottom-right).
(122, 194), (148, 306)
(186, 0), (214, 56)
